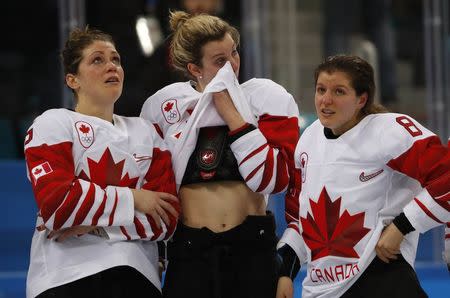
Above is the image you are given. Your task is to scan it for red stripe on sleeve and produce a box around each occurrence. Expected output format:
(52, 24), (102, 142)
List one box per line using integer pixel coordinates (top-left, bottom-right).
(256, 148), (275, 192)
(239, 144), (268, 166)
(108, 190), (119, 226)
(414, 198), (444, 224)
(288, 222), (300, 234)
(142, 148), (179, 239)
(273, 151), (289, 193)
(53, 180), (83, 230)
(435, 192), (450, 212)
(73, 183), (96, 226)
(120, 226), (131, 240)
(153, 123), (164, 138)
(91, 193), (107, 226)
(387, 136), (449, 196)
(26, 142), (75, 222)
(134, 216), (147, 239)
(245, 161), (265, 182)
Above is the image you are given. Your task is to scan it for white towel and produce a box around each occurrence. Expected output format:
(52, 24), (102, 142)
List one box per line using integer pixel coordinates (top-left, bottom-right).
(172, 62), (257, 186)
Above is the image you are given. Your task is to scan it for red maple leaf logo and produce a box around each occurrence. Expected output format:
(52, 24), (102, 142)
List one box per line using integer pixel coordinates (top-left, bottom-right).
(79, 124), (90, 134)
(301, 187), (370, 261)
(78, 148), (139, 189)
(164, 102), (174, 112)
(34, 168), (42, 175)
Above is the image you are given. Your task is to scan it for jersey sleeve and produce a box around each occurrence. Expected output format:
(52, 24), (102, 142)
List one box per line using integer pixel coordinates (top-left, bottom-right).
(104, 123), (180, 241)
(381, 115), (450, 233)
(229, 83), (301, 195)
(24, 112), (135, 231)
(444, 222), (450, 268)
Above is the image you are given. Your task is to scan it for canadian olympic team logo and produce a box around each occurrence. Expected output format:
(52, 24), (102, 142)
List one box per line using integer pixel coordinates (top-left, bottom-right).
(299, 152), (308, 183)
(75, 121), (95, 148)
(161, 99), (180, 124)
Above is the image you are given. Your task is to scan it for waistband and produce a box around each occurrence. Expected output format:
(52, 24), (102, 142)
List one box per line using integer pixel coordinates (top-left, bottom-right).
(168, 213), (277, 259)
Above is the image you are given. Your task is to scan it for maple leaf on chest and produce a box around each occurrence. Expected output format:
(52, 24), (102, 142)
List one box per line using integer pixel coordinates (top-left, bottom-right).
(78, 148), (139, 189)
(301, 187), (370, 261)
(79, 124), (90, 134)
(164, 102), (174, 112)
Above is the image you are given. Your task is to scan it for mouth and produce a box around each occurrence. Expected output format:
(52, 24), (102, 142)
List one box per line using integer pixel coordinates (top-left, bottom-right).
(105, 76), (120, 84)
(320, 108), (335, 116)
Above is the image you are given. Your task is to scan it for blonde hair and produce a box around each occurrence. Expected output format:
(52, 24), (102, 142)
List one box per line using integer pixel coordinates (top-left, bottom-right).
(169, 10), (240, 79)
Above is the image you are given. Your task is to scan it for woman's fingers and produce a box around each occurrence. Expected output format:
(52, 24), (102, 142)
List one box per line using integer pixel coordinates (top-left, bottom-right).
(158, 192), (179, 202)
(149, 211), (161, 229)
(47, 229), (59, 239)
(159, 198), (179, 218)
(375, 246), (399, 263)
(156, 205), (170, 227)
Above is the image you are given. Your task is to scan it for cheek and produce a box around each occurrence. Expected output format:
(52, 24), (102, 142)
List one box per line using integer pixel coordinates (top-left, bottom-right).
(314, 95), (321, 107)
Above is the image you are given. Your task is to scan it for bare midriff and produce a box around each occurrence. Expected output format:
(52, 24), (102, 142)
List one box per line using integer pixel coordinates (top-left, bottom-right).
(179, 181), (266, 232)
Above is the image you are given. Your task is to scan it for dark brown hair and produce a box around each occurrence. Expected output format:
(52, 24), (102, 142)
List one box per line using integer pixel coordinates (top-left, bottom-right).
(61, 26), (115, 76)
(314, 55), (387, 115)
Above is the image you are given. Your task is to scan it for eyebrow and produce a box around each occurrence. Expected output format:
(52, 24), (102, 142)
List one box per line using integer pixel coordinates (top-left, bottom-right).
(87, 50), (119, 57)
(210, 43), (237, 59)
(211, 52), (226, 59)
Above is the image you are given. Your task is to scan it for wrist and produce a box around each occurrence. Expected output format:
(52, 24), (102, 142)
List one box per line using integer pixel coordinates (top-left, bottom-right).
(228, 123), (256, 143)
(277, 244), (301, 279)
(392, 212), (415, 235)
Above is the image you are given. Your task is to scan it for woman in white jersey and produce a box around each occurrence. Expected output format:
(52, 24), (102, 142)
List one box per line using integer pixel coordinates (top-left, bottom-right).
(140, 10), (302, 298)
(24, 27), (180, 298)
(276, 55), (449, 298)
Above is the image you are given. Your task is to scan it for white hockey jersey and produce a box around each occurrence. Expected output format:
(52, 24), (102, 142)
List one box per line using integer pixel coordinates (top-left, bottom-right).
(24, 109), (178, 297)
(292, 113), (449, 298)
(140, 62), (301, 237)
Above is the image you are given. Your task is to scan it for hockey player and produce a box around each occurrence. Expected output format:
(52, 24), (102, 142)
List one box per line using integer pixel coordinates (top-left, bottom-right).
(140, 11), (301, 298)
(276, 55), (449, 298)
(24, 27), (179, 298)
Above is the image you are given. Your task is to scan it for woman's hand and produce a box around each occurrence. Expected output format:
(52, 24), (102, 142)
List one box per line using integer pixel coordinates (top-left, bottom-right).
(276, 276), (294, 298)
(45, 225), (99, 242)
(376, 223), (403, 263)
(212, 90), (246, 131)
(131, 189), (179, 228)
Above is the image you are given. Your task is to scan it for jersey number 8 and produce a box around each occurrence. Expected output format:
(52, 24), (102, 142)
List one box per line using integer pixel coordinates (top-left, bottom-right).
(396, 116), (423, 137)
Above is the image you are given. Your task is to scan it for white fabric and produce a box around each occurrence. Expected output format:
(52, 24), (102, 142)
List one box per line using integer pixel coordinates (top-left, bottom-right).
(295, 113), (449, 298)
(25, 109), (170, 297)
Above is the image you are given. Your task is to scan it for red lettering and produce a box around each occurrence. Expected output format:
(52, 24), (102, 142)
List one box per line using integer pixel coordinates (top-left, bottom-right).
(324, 267), (335, 282)
(396, 116), (423, 137)
(310, 268), (318, 283)
(315, 269), (326, 282)
(345, 264), (353, 278)
(335, 265), (344, 281)
(310, 263), (361, 284)
(352, 263), (360, 276)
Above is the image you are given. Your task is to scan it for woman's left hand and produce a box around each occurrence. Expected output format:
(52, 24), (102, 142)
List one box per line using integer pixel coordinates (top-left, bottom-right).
(276, 276), (294, 298)
(39, 225), (99, 242)
(375, 223), (403, 263)
(212, 90), (246, 131)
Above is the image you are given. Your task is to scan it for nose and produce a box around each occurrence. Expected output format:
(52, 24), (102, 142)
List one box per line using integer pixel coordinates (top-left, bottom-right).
(230, 56), (240, 74)
(321, 91), (333, 105)
(106, 60), (119, 72)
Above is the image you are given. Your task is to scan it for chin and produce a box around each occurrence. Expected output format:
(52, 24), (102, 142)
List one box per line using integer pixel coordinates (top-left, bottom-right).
(318, 116), (331, 127)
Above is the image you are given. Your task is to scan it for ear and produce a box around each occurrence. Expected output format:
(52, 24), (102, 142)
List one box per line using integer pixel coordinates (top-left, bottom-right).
(357, 92), (368, 109)
(187, 63), (202, 79)
(65, 74), (79, 90)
